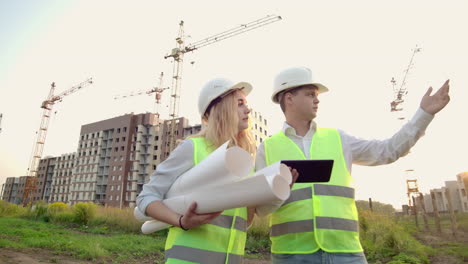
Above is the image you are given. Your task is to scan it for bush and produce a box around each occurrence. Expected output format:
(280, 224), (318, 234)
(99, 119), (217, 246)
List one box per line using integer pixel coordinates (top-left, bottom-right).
(73, 202), (97, 225)
(47, 202), (71, 223)
(356, 200), (396, 215)
(0, 200), (27, 217)
(91, 206), (142, 233)
(51, 211), (76, 224)
(48, 202), (69, 214)
(31, 201), (49, 221)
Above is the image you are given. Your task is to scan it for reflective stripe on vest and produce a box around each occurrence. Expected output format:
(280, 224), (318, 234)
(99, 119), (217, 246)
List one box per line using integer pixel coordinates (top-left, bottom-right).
(165, 137), (247, 263)
(282, 185), (355, 206)
(264, 128), (363, 253)
(210, 215), (247, 231)
(270, 217), (359, 237)
(166, 245), (243, 264)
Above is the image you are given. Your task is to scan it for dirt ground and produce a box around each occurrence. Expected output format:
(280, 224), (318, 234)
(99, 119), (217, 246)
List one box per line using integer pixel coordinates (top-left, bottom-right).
(0, 248), (270, 264)
(0, 248), (92, 264)
(414, 229), (468, 264)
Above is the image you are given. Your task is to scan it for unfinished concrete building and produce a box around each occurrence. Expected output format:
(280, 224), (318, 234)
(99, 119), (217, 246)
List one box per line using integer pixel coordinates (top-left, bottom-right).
(48, 153), (76, 204)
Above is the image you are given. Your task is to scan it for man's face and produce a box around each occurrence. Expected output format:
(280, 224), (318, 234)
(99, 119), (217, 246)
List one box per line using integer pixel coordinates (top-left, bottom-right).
(289, 86), (320, 120)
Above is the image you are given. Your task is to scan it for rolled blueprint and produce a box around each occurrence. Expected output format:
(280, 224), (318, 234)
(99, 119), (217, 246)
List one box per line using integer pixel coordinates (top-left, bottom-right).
(141, 175), (289, 234)
(163, 173), (290, 214)
(166, 141), (253, 197)
(139, 163), (292, 234)
(258, 161), (292, 184)
(142, 220), (171, 234)
(135, 141), (252, 222)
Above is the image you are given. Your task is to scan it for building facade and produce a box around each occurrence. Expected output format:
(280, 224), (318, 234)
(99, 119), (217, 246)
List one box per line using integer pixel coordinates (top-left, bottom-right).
(1, 177), (21, 204)
(251, 109), (269, 146)
(49, 153), (76, 204)
(33, 157), (56, 202)
(2, 108), (270, 208)
(421, 172), (468, 214)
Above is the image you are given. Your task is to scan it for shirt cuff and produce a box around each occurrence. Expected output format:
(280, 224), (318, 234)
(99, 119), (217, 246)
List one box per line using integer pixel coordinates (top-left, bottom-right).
(409, 107), (434, 131)
(138, 197), (161, 217)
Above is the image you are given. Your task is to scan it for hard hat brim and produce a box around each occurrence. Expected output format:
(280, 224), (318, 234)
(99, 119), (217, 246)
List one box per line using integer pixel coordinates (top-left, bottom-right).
(271, 83), (328, 103)
(219, 81), (253, 98)
(200, 81), (253, 117)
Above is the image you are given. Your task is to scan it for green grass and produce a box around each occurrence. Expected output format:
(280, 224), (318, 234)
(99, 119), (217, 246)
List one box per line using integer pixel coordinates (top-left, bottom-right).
(2, 200), (466, 263)
(0, 217), (165, 263)
(359, 210), (433, 264)
(396, 212), (468, 263)
(245, 215), (271, 258)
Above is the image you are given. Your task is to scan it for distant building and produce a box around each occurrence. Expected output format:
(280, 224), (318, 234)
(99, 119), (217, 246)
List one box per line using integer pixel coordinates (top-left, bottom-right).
(2, 108), (270, 208)
(34, 157), (56, 202)
(49, 153), (76, 204)
(17, 176), (34, 205)
(456, 172), (468, 212)
(1, 177), (21, 204)
(250, 109), (268, 146)
(422, 172), (468, 214)
(68, 112), (188, 208)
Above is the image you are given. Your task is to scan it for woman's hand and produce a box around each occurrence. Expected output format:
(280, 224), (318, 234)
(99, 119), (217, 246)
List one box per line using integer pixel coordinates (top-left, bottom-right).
(180, 202), (222, 229)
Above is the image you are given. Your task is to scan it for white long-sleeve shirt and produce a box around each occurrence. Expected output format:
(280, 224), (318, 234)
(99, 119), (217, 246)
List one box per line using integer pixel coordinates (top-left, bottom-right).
(255, 107), (434, 216)
(136, 139), (195, 215)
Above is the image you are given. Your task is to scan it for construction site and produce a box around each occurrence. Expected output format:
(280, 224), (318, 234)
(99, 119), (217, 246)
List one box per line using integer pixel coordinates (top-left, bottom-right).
(0, 15), (279, 209)
(1, 2), (468, 264)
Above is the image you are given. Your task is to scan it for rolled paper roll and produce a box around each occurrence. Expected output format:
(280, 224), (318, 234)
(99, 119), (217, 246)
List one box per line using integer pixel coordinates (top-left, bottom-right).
(253, 161), (292, 185)
(141, 174), (291, 234)
(138, 160), (292, 234)
(163, 174), (290, 215)
(141, 220), (171, 234)
(167, 141), (253, 198)
(135, 141), (252, 227)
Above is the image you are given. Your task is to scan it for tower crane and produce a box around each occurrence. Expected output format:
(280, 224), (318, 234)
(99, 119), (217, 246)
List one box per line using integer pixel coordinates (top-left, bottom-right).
(390, 45), (421, 117)
(114, 72), (169, 118)
(164, 15), (282, 152)
(22, 78), (93, 206)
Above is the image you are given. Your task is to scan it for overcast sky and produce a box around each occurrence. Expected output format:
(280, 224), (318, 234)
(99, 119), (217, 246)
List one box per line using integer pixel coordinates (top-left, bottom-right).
(1, 0), (467, 208)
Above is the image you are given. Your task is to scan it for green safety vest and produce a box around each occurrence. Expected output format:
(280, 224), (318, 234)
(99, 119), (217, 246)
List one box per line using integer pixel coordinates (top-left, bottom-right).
(264, 128), (363, 254)
(165, 137), (248, 264)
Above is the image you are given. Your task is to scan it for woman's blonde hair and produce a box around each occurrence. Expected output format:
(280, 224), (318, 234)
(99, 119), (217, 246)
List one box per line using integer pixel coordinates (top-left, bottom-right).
(191, 90), (256, 156)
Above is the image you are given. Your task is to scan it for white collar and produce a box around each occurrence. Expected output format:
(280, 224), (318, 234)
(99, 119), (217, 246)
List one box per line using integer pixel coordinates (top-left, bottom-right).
(281, 121), (317, 137)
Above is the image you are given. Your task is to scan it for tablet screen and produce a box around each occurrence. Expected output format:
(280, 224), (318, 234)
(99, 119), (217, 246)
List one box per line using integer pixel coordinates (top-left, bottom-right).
(281, 159), (334, 183)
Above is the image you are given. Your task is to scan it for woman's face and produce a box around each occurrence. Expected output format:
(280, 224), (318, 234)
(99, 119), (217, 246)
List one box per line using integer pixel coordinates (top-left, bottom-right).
(235, 90), (251, 131)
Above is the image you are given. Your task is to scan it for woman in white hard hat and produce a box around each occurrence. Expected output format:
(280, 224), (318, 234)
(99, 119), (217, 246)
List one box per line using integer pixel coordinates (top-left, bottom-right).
(137, 77), (255, 264)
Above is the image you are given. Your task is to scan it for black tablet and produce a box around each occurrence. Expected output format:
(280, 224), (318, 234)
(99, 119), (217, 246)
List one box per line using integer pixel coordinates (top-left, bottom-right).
(281, 159), (334, 183)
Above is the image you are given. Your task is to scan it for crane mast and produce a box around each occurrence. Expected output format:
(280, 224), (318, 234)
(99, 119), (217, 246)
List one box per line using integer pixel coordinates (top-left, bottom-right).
(390, 45), (421, 115)
(153, 72), (170, 117)
(22, 78), (93, 206)
(164, 15), (282, 152)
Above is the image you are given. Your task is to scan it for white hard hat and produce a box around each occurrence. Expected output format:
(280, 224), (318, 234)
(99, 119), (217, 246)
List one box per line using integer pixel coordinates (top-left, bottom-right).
(198, 78), (253, 116)
(272, 66), (329, 103)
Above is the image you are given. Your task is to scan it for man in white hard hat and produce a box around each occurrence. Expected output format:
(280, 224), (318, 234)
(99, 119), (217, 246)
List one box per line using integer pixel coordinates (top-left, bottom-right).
(255, 66), (450, 263)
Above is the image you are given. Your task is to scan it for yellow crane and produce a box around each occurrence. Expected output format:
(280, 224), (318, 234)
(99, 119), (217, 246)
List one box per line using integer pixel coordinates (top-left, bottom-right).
(23, 78), (93, 206)
(114, 72), (169, 118)
(164, 15), (282, 152)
